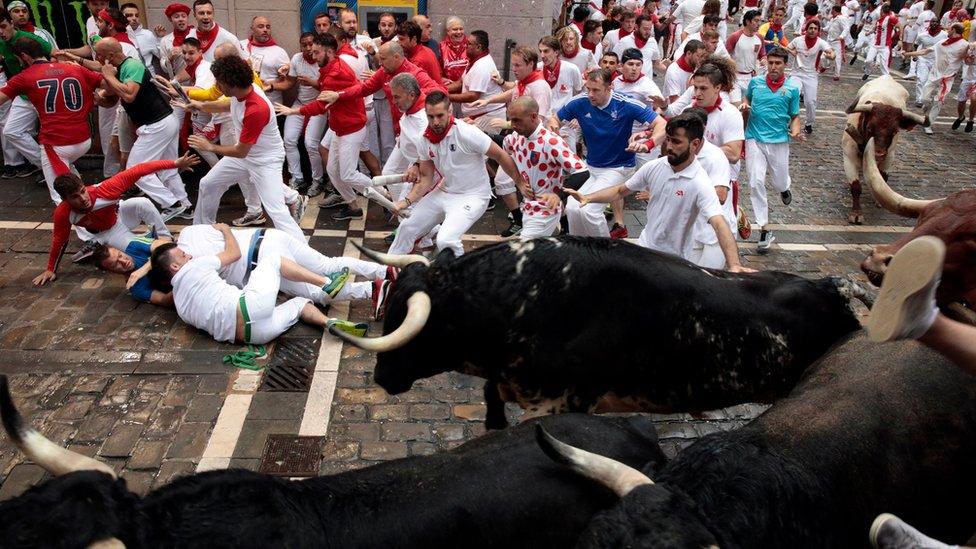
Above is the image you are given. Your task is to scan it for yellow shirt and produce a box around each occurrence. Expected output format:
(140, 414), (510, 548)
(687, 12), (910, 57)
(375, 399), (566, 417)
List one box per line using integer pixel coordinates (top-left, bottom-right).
(187, 71), (264, 101)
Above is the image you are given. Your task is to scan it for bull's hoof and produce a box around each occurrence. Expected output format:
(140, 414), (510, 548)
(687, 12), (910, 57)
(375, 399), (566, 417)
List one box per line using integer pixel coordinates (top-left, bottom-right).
(848, 212), (864, 225)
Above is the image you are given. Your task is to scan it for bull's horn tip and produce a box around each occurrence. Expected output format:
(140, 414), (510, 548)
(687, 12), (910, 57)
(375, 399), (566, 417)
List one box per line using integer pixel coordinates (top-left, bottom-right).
(535, 424), (572, 466)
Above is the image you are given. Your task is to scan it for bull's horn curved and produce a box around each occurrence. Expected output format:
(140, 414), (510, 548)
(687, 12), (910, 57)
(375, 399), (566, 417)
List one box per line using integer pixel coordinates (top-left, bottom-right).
(535, 425), (653, 498)
(0, 376), (117, 479)
(851, 104), (874, 114)
(863, 138), (938, 218)
(901, 109), (927, 126)
(352, 240), (430, 268)
(329, 292), (431, 351)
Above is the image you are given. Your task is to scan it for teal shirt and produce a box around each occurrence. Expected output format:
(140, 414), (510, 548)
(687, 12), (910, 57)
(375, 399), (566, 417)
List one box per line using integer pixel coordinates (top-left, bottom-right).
(0, 30), (51, 78)
(744, 75), (801, 144)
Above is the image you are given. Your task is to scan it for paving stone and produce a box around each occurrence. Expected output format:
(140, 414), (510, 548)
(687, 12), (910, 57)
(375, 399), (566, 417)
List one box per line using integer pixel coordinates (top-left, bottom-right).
(359, 442), (408, 461)
(453, 404), (487, 421)
(335, 387), (388, 404)
(128, 439), (170, 471)
(99, 423), (146, 458)
(247, 392), (308, 421)
(333, 404), (367, 422)
(197, 375), (229, 394)
(431, 424), (466, 442)
(153, 460), (196, 490)
(0, 464), (46, 501)
(165, 422), (212, 460)
(48, 394), (96, 421)
(144, 406), (186, 439)
(381, 423), (432, 442)
(409, 403), (451, 420)
(121, 470), (156, 497)
(228, 458), (261, 472)
(184, 394), (224, 423)
(368, 404), (409, 421)
(232, 420), (302, 459)
(321, 440), (359, 461)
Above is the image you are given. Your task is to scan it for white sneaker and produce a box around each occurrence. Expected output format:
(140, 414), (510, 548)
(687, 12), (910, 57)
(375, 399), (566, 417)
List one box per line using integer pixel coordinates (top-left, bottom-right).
(288, 178), (304, 191)
(233, 211), (267, 227)
(307, 179), (324, 198)
(923, 126), (933, 135)
(319, 192), (345, 208)
(865, 236), (944, 342)
(159, 204), (186, 222)
(757, 230), (775, 254)
(289, 195), (309, 223)
(869, 513), (954, 549)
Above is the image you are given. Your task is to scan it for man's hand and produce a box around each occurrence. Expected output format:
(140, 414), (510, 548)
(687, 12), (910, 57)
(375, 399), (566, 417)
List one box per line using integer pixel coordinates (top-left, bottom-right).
(174, 151), (201, 170)
(540, 192), (561, 210)
(392, 199), (409, 215)
(296, 75), (318, 87)
(470, 98), (488, 110)
(563, 188), (588, 206)
(101, 62), (118, 78)
(729, 264), (758, 273)
(274, 102), (300, 116)
(404, 164), (420, 183)
(789, 126), (806, 142)
(32, 270), (56, 286)
(635, 190), (650, 201)
(277, 64), (290, 77)
(547, 117), (561, 132)
(487, 117), (509, 130)
(213, 223), (232, 234)
(187, 134), (214, 152)
(490, 72), (504, 85)
(362, 68), (376, 79)
(739, 101), (751, 113)
(516, 176), (534, 200)
(317, 90), (340, 104)
(153, 24), (167, 38)
(362, 40), (376, 55)
(153, 74), (179, 98)
(649, 95), (667, 109)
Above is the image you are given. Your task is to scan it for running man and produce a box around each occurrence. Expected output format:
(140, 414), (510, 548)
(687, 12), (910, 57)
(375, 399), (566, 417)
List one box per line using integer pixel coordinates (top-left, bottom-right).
(787, 19), (835, 133)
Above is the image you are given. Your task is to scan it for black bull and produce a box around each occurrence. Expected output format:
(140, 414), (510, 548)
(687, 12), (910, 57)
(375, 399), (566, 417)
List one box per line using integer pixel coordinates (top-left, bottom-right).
(541, 334), (976, 548)
(0, 375), (665, 548)
(339, 237), (870, 428)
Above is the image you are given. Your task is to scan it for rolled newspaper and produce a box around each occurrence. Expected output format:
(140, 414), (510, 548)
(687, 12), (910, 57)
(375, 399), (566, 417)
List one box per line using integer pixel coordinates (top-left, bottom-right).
(371, 173), (407, 186)
(363, 186), (409, 218)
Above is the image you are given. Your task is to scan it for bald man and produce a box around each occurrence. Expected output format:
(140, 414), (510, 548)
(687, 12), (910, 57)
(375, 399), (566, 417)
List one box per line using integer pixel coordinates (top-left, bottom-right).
(503, 97), (587, 240)
(240, 16), (289, 105)
(412, 14), (441, 64)
(95, 37), (190, 220)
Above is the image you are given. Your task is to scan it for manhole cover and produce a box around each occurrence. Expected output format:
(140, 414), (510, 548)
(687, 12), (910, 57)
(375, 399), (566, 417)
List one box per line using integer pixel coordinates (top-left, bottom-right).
(259, 435), (324, 477)
(258, 337), (319, 392)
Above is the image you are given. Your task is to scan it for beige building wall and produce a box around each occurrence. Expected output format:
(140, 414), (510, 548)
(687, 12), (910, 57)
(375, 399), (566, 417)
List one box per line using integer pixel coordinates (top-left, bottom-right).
(143, 0), (303, 54)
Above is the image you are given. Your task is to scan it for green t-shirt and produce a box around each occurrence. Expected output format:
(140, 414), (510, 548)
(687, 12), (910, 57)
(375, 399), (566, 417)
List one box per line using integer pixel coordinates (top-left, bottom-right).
(0, 30), (52, 77)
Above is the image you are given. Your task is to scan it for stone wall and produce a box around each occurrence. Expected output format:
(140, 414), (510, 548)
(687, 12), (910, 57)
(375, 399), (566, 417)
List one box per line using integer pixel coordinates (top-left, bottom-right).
(143, 0), (302, 55)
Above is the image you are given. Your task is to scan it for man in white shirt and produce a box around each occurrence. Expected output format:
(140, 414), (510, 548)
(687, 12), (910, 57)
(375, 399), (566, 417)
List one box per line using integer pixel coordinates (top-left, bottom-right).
(187, 0), (239, 63)
(672, 0), (706, 38)
(603, 9), (637, 53)
(909, 22), (972, 134)
(566, 110), (750, 272)
(7, 1), (55, 45)
(665, 39), (706, 102)
(155, 2), (192, 79)
(277, 32), (326, 196)
(240, 16), (289, 106)
(827, 5), (852, 80)
(380, 73), (428, 206)
(388, 91), (527, 257)
(614, 14), (669, 75)
(122, 3), (158, 75)
(907, 19), (945, 106)
(448, 30), (506, 135)
(539, 35), (584, 152)
(787, 19), (836, 133)
(726, 10), (765, 95)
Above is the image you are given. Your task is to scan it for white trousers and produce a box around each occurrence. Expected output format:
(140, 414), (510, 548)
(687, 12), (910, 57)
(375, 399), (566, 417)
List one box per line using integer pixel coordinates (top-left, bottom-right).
(735, 73), (754, 99)
(127, 115), (185, 208)
(373, 98), (396, 163)
(326, 126), (373, 206)
(389, 188), (489, 257)
(0, 73), (23, 166)
(2, 96), (39, 166)
(216, 122), (263, 216)
(383, 143), (416, 202)
(864, 45), (891, 76)
(94, 197), (170, 251)
(98, 104), (121, 177)
(746, 139), (791, 228)
(922, 75), (955, 123)
(689, 241), (727, 269)
(829, 40), (845, 77)
(915, 58), (934, 102)
(565, 166), (632, 237)
(283, 112), (326, 182)
(792, 72), (819, 126)
(520, 213), (560, 240)
(41, 139), (90, 205)
(195, 154), (304, 240)
(560, 122), (581, 153)
(240, 252), (311, 345)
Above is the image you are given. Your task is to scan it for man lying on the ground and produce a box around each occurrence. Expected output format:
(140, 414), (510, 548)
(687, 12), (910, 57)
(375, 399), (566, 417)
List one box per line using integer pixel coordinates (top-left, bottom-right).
(32, 152), (200, 287)
(95, 225), (392, 316)
(149, 223), (368, 344)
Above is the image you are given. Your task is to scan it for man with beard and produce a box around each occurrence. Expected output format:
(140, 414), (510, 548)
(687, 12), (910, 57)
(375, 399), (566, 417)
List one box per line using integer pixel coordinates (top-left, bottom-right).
(397, 19), (441, 83)
(241, 16), (289, 106)
(613, 14), (669, 75)
(565, 110), (750, 272)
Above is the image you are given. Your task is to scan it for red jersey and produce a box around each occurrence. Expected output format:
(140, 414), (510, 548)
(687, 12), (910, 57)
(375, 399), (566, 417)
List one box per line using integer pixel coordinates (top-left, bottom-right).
(875, 14), (901, 47)
(48, 160), (175, 272)
(1, 61), (102, 146)
(300, 58), (366, 136)
(408, 44), (443, 83)
(340, 59), (447, 136)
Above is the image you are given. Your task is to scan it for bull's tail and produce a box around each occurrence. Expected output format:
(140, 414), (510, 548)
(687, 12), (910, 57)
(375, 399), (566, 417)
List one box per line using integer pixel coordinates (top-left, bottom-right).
(0, 375), (117, 478)
(832, 275), (877, 310)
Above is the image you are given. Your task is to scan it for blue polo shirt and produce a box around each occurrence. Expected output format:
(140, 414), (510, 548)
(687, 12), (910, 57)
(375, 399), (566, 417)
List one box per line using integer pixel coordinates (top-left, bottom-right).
(124, 236), (154, 303)
(558, 91), (657, 168)
(744, 76), (801, 144)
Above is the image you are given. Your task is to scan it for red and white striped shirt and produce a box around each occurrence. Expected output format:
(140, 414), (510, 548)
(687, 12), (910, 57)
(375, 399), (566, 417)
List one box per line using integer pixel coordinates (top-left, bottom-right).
(875, 14), (901, 47)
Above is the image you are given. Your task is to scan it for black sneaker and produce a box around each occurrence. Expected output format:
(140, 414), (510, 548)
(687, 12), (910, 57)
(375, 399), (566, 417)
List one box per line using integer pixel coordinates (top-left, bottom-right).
(500, 219), (522, 238)
(331, 205), (363, 220)
(175, 205), (195, 220)
(486, 197), (497, 211)
(0, 166), (15, 179)
(15, 164), (40, 177)
(952, 116), (964, 130)
(803, 125), (813, 134)
(781, 190), (792, 205)
(967, 120), (974, 133)
(849, 53), (857, 66)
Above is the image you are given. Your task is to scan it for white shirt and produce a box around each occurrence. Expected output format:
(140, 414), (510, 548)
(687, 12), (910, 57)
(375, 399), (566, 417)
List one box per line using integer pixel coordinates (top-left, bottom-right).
(602, 28), (627, 54)
(288, 53), (321, 106)
(86, 16), (99, 50)
(703, 99), (744, 181)
(176, 225), (256, 286)
(128, 26), (159, 73)
(694, 141), (735, 245)
(240, 40), (290, 105)
(461, 55), (505, 118)
(187, 25), (239, 62)
(513, 78), (553, 121)
(933, 37), (972, 78)
(231, 85), (284, 162)
(828, 15), (852, 42)
(172, 255), (242, 343)
(423, 119), (493, 197)
(664, 60), (694, 99)
(158, 32), (184, 78)
(397, 108), (428, 163)
(908, 0), (924, 27)
(339, 44), (373, 109)
(503, 124), (586, 217)
(614, 34), (662, 65)
(917, 9), (937, 33)
(729, 32), (764, 73)
(625, 156), (724, 260)
(846, 0), (861, 23)
(28, 26), (56, 48)
(674, 32), (731, 60)
(673, 0), (707, 28)
(916, 30), (946, 63)
(539, 60), (583, 114)
(561, 49), (598, 76)
(789, 36), (833, 72)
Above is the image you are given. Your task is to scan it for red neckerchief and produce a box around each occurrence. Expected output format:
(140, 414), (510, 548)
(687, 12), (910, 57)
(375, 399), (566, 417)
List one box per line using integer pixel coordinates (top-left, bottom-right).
(581, 38), (598, 52)
(949, 8), (959, 19)
(424, 116), (455, 144)
(468, 49), (490, 64)
(248, 36), (278, 51)
(337, 42), (357, 59)
(929, 26), (942, 36)
(195, 23), (220, 53)
(769, 23), (783, 32)
(172, 25), (193, 47)
(694, 95), (722, 113)
(573, 21), (585, 34)
(517, 70), (544, 95)
(186, 56), (203, 80)
(443, 37), (466, 60)
(302, 51), (314, 63)
(634, 32), (649, 49)
(98, 9), (126, 34)
(943, 36), (963, 45)
(20, 22), (34, 32)
(804, 35), (819, 49)
(543, 59), (561, 88)
(620, 71), (645, 83)
(676, 54), (693, 72)
(562, 44), (580, 58)
(766, 73), (785, 92)
(407, 91), (427, 115)
(115, 31), (134, 46)
(619, 28), (633, 40)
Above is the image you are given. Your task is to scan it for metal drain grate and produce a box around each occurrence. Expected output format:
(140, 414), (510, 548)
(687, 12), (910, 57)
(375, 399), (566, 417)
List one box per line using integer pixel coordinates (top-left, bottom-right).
(258, 337), (320, 392)
(258, 435), (324, 476)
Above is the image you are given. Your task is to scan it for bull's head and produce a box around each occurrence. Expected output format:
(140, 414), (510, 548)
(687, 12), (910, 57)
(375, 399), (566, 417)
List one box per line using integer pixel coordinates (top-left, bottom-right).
(328, 244), (448, 394)
(859, 139), (976, 310)
(0, 376), (132, 548)
(536, 426), (720, 549)
(845, 102), (927, 160)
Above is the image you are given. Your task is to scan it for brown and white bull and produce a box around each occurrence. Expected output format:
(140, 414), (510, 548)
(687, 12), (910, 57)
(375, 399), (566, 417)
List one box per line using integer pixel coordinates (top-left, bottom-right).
(842, 75), (928, 224)
(859, 138), (976, 322)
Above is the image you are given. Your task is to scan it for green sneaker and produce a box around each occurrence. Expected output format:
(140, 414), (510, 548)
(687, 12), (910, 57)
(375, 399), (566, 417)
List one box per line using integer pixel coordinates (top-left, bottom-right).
(322, 267), (350, 298)
(327, 319), (368, 337)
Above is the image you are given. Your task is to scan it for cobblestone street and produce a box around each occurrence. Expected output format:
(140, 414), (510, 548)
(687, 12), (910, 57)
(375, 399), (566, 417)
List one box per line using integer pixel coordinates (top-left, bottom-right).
(0, 58), (973, 498)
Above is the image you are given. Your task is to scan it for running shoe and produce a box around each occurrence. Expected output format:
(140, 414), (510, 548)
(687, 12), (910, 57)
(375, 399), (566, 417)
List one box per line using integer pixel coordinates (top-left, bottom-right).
(71, 239), (101, 263)
(781, 190), (793, 205)
(322, 267), (350, 298)
(15, 163), (40, 177)
(289, 195), (308, 223)
(757, 230), (775, 254)
(307, 179), (324, 198)
(175, 205), (195, 220)
(864, 236), (943, 342)
(870, 513), (949, 549)
(233, 211), (267, 227)
(160, 204), (186, 222)
(327, 319), (369, 338)
(609, 222), (629, 239)
(331, 205), (363, 220)
(500, 219), (522, 238)
(319, 192), (345, 208)
(952, 116), (964, 130)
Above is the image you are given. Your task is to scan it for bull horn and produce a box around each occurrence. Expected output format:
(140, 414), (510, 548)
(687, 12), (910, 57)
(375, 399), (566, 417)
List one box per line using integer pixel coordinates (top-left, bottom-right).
(901, 109), (927, 126)
(88, 539), (126, 549)
(0, 376), (117, 479)
(535, 425), (653, 497)
(329, 291), (431, 351)
(352, 241), (430, 268)
(863, 138), (938, 218)
(851, 104), (874, 114)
